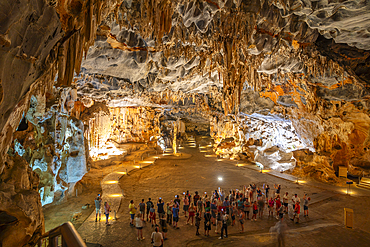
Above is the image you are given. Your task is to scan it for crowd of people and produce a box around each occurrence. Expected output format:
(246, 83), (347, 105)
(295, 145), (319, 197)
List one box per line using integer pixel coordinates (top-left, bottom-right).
(120, 184), (310, 246)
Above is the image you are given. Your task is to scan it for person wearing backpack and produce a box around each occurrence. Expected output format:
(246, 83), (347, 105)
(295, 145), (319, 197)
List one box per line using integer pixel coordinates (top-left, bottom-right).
(219, 210), (229, 239)
(146, 198), (154, 222)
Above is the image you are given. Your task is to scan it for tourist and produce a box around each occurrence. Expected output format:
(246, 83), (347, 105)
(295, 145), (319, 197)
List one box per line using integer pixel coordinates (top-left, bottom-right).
(193, 191), (200, 210)
(174, 195), (181, 209)
(258, 195), (265, 219)
(195, 212), (201, 235)
(172, 203), (179, 228)
(197, 196), (204, 214)
(223, 197), (230, 214)
(151, 226), (163, 247)
(187, 202), (195, 225)
(268, 197), (275, 217)
(183, 193), (190, 217)
(251, 201), (258, 221)
(129, 200), (136, 227)
(283, 192), (289, 213)
(94, 194), (102, 222)
(237, 196), (243, 211)
(239, 210), (245, 233)
(265, 185), (270, 201)
(149, 205), (156, 227)
(157, 198), (165, 219)
(256, 187), (262, 200)
(135, 213), (145, 241)
(278, 204), (284, 221)
(215, 203), (222, 234)
(204, 209), (212, 236)
(160, 214), (168, 240)
(138, 199), (145, 221)
(275, 195), (282, 220)
(303, 193), (310, 217)
(274, 184), (281, 197)
(219, 210), (229, 239)
(292, 193), (300, 207)
(292, 201), (301, 223)
(104, 202), (111, 225)
(166, 202), (172, 224)
(243, 198), (250, 220)
(204, 197), (211, 212)
(230, 203), (236, 226)
(210, 199), (217, 225)
(186, 190), (192, 204)
(146, 198), (154, 221)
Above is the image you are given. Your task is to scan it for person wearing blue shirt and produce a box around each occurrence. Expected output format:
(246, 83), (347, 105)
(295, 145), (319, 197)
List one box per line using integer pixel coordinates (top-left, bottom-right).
(172, 203), (180, 228)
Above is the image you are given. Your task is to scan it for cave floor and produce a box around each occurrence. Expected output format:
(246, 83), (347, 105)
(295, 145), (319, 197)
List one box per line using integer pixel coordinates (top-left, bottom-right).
(75, 136), (370, 247)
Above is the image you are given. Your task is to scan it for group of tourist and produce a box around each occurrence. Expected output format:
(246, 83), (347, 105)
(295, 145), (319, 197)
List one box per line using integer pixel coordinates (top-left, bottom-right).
(94, 194), (111, 225)
(123, 184), (310, 246)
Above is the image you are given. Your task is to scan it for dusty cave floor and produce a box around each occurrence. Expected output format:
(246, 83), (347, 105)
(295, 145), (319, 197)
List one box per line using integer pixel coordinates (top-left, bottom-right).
(73, 138), (370, 247)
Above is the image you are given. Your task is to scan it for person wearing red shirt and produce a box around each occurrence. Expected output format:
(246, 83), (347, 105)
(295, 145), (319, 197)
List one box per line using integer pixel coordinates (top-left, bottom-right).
(292, 201), (301, 224)
(275, 195), (281, 220)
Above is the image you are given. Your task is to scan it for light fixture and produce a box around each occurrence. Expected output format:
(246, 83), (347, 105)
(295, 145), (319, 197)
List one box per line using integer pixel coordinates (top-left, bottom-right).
(218, 177), (223, 181)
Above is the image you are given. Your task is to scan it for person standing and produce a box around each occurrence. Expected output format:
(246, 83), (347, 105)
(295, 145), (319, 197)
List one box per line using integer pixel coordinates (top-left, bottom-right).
(210, 200), (217, 225)
(151, 226), (163, 247)
(251, 201), (258, 221)
(138, 199), (146, 221)
(292, 201), (301, 223)
(193, 192), (200, 210)
(265, 185), (270, 202)
(129, 200), (136, 227)
(223, 197), (230, 214)
(275, 195), (282, 220)
(94, 194), (102, 222)
(195, 212), (201, 235)
(274, 184), (281, 197)
(160, 214), (168, 240)
(292, 193), (300, 207)
(258, 195), (265, 219)
(204, 209), (212, 236)
(238, 210), (245, 233)
(183, 194), (190, 217)
(283, 192), (289, 213)
(197, 198), (204, 215)
(187, 203), (195, 225)
(303, 194), (310, 217)
(104, 202), (111, 225)
(146, 198), (154, 222)
(166, 202), (172, 224)
(219, 210), (229, 239)
(157, 198), (165, 219)
(268, 197), (275, 217)
(149, 205), (156, 227)
(243, 198), (250, 220)
(172, 203), (180, 228)
(135, 213), (145, 241)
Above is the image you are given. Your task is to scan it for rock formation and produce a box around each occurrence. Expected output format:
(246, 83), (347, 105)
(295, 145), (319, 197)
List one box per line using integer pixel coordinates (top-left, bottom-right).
(1, 0), (370, 245)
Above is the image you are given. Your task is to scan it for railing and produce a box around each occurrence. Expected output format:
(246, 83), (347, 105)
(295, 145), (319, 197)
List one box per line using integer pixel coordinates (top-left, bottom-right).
(34, 222), (87, 247)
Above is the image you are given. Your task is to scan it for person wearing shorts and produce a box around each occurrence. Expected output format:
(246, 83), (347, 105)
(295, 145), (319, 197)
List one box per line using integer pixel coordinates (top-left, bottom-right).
(94, 194), (102, 222)
(211, 200), (217, 225)
(135, 213), (145, 241)
(172, 203), (179, 228)
(292, 201), (300, 223)
(138, 199), (145, 221)
(129, 200), (136, 226)
(243, 198), (250, 219)
(183, 194), (190, 217)
(239, 211), (244, 233)
(303, 194), (310, 217)
(283, 192), (289, 213)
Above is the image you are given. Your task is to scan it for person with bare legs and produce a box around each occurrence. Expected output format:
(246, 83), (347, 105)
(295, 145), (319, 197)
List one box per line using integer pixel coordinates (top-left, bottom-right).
(239, 210), (245, 233)
(187, 202), (195, 225)
(135, 213), (145, 241)
(94, 194), (102, 222)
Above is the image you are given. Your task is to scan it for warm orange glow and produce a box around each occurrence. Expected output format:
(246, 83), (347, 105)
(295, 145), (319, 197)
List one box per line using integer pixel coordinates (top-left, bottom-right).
(109, 194), (123, 197)
(134, 165), (140, 169)
(103, 180), (118, 184)
(115, 171), (127, 175)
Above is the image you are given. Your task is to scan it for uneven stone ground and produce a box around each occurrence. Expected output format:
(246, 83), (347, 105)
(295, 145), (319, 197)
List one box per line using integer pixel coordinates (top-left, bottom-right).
(73, 136), (370, 246)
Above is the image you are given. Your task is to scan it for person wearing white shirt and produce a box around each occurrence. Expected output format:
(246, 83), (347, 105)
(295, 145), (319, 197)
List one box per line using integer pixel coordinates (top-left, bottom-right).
(151, 226), (163, 247)
(291, 194), (300, 206)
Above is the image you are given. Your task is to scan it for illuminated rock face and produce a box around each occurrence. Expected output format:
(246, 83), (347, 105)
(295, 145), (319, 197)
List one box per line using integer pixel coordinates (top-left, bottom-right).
(1, 0), (370, 245)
